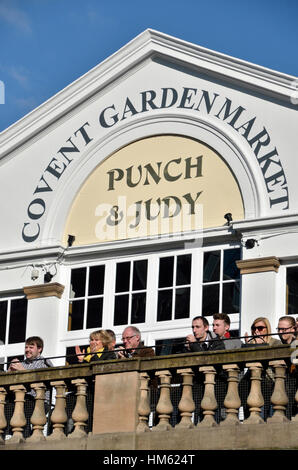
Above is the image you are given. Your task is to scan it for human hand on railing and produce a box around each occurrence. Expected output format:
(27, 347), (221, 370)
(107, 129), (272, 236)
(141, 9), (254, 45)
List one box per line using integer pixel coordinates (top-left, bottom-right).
(244, 332), (249, 343)
(117, 346), (127, 358)
(75, 345), (86, 362)
(8, 358), (25, 371)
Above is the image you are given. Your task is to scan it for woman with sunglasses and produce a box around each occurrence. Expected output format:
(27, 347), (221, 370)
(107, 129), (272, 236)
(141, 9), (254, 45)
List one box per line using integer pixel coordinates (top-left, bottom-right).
(245, 317), (281, 346)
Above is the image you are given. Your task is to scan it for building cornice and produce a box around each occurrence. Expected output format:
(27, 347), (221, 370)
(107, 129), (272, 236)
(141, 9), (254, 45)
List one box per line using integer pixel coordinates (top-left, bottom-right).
(23, 282), (65, 300)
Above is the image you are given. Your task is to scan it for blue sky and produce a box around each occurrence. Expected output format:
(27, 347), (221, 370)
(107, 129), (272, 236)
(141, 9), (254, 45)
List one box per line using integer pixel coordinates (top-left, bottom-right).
(0, 0), (297, 132)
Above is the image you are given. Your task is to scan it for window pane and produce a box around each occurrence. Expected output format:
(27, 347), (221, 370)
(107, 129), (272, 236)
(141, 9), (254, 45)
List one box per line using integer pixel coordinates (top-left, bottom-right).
(8, 298), (27, 344)
(131, 292), (146, 324)
(222, 282), (240, 313)
(68, 300), (84, 331)
(202, 284), (219, 316)
(155, 337), (185, 356)
(86, 298), (103, 329)
(223, 249), (241, 280)
(88, 265), (105, 296)
(157, 289), (172, 321)
(0, 301), (7, 343)
(203, 251), (220, 282)
(116, 262), (130, 293)
(70, 268), (86, 298)
(159, 257), (174, 288)
(176, 254), (192, 285)
(133, 260), (148, 291)
(287, 267), (298, 314)
(114, 295), (129, 325)
(174, 288), (190, 319)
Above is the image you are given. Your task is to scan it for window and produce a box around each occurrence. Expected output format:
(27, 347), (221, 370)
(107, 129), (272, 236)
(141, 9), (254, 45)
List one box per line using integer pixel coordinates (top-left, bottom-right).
(114, 259), (148, 325)
(202, 248), (240, 316)
(157, 254), (192, 322)
(286, 266), (298, 314)
(68, 265), (105, 331)
(0, 296), (27, 345)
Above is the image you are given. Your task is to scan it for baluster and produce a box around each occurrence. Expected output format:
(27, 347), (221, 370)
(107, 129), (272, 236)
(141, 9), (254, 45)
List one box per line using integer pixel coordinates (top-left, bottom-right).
(68, 379), (89, 438)
(26, 383), (47, 442)
(243, 362), (264, 424)
(221, 364), (241, 426)
(8, 385), (27, 444)
(267, 360), (289, 423)
(152, 370), (173, 431)
(0, 387), (7, 443)
(198, 366), (218, 427)
(175, 368), (195, 429)
(47, 381), (67, 440)
(137, 373), (151, 433)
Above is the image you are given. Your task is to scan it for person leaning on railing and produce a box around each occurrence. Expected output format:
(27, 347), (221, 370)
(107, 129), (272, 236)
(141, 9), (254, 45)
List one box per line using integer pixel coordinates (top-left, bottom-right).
(117, 326), (155, 358)
(185, 316), (225, 352)
(244, 317), (281, 347)
(277, 316), (297, 346)
(75, 329), (117, 363)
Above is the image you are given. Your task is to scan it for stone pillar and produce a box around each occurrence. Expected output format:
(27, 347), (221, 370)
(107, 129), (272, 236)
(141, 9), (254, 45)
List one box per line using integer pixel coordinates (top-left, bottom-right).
(48, 381), (67, 440)
(27, 383), (47, 442)
(0, 387), (7, 443)
(68, 379), (89, 438)
(153, 370), (173, 431)
(93, 371), (139, 434)
(137, 373), (151, 433)
(267, 360), (289, 423)
(236, 257), (280, 336)
(198, 366), (218, 427)
(8, 385), (27, 444)
(175, 368), (195, 429)
(243, 362), (264, 424)
(221, 364), (241, 426)
(23, 283), (65, 365)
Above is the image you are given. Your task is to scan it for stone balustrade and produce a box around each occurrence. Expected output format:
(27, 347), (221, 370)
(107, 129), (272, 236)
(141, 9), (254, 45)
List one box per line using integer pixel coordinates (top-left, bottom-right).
(0, 344), (297, 450)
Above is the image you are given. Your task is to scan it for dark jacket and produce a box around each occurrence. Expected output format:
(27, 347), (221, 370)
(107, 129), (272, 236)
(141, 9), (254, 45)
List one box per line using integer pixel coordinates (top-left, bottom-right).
(188, 331), (225, 353)
(127, 341), (155, 358)
(83, 346), (117, 363)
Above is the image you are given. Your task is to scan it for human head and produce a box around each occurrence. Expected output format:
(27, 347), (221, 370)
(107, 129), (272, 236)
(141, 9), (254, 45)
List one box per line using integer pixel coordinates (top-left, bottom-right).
(277, 316), (296, 344)
(25, 336), (44, 360)
(106, 329), (116, 350)
(212, 313), (230, 338)
(250, 317), (272, 343)
(121, 326), (141, 351)
(89, 330), (113, 352)
(191, 316), (209, 342)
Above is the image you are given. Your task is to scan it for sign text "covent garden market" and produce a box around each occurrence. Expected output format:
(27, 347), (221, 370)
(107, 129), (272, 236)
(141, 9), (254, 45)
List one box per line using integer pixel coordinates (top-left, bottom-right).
(22, 86), (289, 242)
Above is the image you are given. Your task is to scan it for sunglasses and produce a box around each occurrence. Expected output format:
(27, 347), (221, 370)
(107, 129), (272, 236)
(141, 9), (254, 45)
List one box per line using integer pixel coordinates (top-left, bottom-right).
(251, 325), (267, 332)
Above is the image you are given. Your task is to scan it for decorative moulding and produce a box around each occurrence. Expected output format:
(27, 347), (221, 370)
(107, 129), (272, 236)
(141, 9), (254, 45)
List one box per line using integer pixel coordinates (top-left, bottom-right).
(24, 283), (65, 300)
(236, 256), (280, 274)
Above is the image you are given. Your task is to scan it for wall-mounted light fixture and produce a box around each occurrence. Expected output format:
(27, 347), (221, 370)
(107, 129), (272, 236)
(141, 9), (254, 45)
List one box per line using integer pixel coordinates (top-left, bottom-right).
(67, 234), (75, 247)
(224, 213), (233, 225)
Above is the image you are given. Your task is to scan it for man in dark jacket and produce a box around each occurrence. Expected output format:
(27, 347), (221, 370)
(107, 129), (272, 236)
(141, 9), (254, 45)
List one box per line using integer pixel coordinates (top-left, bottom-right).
(185, 316), (225, 352)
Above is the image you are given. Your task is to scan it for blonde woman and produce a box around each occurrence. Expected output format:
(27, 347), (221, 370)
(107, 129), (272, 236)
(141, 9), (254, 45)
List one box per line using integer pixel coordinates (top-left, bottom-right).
(245, 317), (281, 346)
(75, 330), (116, 363)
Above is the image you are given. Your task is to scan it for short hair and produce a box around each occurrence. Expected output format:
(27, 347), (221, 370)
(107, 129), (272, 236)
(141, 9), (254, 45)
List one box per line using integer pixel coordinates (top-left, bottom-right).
(213, 313), (231, 326)
(25, 336), (44, 352)
(192, 316), (209, 328)
(278, 316), (296, 328)
(124, 326), (141, 337)
(106, 329), (116, 342)
(89, 329), (115, 348)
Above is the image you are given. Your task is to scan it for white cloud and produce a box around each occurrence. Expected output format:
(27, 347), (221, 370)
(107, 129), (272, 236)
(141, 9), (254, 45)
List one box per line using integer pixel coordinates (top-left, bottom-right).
(0, 2), (32, 34)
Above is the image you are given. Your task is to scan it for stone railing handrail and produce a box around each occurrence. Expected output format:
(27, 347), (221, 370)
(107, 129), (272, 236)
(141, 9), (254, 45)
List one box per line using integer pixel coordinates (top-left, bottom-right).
(0, 344), (297, 448)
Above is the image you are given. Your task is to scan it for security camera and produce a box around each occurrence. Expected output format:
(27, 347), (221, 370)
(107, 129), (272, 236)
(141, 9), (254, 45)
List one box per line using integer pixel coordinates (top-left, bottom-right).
(31, 268), (39, 281)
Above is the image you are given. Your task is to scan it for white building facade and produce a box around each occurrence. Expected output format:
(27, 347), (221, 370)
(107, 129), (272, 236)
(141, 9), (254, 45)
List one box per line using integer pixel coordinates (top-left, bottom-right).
(0, 30), (297, 365)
